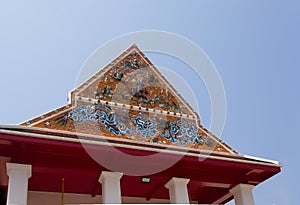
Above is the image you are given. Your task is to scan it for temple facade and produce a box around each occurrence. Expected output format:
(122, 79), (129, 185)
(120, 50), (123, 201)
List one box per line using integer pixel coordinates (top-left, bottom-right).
(0, 45), (280, 205)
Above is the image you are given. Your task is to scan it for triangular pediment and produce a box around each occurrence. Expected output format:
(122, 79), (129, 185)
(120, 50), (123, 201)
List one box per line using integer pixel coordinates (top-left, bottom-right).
(71, 45), (196, 117)
(21, 45), (236, 154)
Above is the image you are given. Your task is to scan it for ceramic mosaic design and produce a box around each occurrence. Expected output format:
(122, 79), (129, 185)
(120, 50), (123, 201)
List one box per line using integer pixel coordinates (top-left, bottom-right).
(68, 103), (212, 147)
(74, 48), (195, 116)
(21, 45), (235, 153)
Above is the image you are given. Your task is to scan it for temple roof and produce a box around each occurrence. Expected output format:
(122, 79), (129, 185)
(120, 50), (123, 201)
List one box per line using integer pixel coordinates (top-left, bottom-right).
(20, 45), (237, 154)
(0, 45), (281, 203)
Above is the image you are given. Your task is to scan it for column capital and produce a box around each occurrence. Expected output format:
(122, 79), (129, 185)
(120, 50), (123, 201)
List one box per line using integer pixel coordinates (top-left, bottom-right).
(99, 171), (123, 183)
(229, 183), (255, 194)
(229, 183), (255, 205)
(6, 163), (32, 179)
(6, 163), (32, 205)
(98, 171), (123, 204)
(165, 177), (190, 204)
(165, 177), (190, 189)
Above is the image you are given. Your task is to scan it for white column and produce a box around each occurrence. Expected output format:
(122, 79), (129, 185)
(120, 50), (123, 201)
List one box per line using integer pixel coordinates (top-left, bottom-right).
(6, 163), (32, 205)
(229, 184), (255, 205)
(99, 171), (123, 204)
(165, 177), (190, 204)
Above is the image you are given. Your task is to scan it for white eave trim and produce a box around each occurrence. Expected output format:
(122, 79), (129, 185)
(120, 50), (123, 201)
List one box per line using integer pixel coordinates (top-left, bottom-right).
(242, 154), (282, 166)
(0, 125), (281, 168)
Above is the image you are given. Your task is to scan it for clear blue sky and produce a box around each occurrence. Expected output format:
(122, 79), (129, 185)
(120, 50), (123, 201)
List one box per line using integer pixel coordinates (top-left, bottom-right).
(0, 1), (299, 204)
